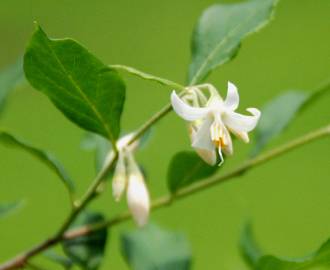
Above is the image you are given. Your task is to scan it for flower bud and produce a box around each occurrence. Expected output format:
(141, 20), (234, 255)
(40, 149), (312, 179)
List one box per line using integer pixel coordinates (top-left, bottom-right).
(126, 153), (150, 227)
(112, 152), (127, 202)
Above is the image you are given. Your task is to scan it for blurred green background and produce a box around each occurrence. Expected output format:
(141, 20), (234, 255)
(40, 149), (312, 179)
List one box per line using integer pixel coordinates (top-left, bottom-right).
(0, 0), (330, 269)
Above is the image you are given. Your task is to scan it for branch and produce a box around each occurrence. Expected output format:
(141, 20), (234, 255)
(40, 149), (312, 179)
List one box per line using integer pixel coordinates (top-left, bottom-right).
(1, 124), (326, 270)
(0, 70), (186, 270)
(64, 124), (330, 239)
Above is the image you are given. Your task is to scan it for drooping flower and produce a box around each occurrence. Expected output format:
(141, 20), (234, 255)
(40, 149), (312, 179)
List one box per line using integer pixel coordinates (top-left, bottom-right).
(105, 133), (138, 202)
(106, 133), (150, 226)
(171, 82), (261, 165)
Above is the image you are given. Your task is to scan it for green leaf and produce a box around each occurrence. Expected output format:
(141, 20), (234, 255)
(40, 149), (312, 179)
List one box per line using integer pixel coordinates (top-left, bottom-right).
(0, 58), (24, 113)
(0, 201), (24, 219)
(62, 212), (108, 270)
(256, 239), (330, 270)
(0, 130), (74, 193)
(167, 151), (218, 193)
(188, 0), (278, 84)
(252, 82), (330, 156)
(239, 224), (330, 270)
(121, 223), (192, 270)
(252, 91), (308, 155)
(239, 223), (264, 268)
(24, 25), (125, 144)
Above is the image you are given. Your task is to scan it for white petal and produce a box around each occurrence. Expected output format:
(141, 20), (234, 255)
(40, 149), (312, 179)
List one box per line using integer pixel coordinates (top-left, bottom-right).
(126, 151), (150, 227)
(127, 174), (150, 227)
(171, 91), (209, 121)
(195, 148), (217, 166)
(112, 153), (127, 202)
(191, 116), (214, 152)
(224, 81), (239, 110)
(221, 127), (233, 156)
(190, 118), (217, 165)
(223, 108), (261, 133)
(112, 176), (127, 202)
(230, 129), (249, 143)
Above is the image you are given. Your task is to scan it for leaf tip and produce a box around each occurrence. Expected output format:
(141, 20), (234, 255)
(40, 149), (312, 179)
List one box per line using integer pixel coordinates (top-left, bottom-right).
(33, 21), (41, 30)
(31, 22), (48, 39)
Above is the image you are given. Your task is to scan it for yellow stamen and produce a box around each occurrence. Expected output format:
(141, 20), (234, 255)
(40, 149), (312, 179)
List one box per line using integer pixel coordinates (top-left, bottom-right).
(213, 137), (226, 148)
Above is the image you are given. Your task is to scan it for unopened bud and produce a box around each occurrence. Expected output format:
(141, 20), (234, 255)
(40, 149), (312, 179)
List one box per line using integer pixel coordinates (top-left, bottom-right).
(112, 152), (127, 202)
(126, 153), (150, 227)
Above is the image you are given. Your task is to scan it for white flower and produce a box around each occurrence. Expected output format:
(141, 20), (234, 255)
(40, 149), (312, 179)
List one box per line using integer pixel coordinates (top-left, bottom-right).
(104, 133), (151, 226)
(126, 152), (150, 227)
(171, 82), (261, 165)
(103, 133), (139, 202)
(107, 133), (150, 227)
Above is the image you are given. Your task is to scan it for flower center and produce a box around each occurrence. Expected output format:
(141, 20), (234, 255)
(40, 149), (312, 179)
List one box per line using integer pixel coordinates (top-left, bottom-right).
(210, 115), (227, 148)
(214, 137), (226, 148)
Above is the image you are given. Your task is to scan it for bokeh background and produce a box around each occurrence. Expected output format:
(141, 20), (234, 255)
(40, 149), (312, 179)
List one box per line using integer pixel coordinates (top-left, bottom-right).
(0, 0), (329, 269)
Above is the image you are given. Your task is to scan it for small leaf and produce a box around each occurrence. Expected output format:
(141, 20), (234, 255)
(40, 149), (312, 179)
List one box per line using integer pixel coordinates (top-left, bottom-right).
(0, 201), (24, 219)
(167, 151), (218, 193)
(252, 83), (330, 156)
(62, 212), (108, 270)
(240, 225), (330, 270)
(239, 223), (263, 268)
(24, 25), (125, 144)
(256, 239), (330, 270)
(0, 130), (74, 193)
(188, 0), (278, 84)
(121, 223), (192, 270)
(0, 58), (24, 113)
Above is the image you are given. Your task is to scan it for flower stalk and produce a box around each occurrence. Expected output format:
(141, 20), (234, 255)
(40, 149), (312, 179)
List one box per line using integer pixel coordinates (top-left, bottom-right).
(65, 123), (330, 239)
